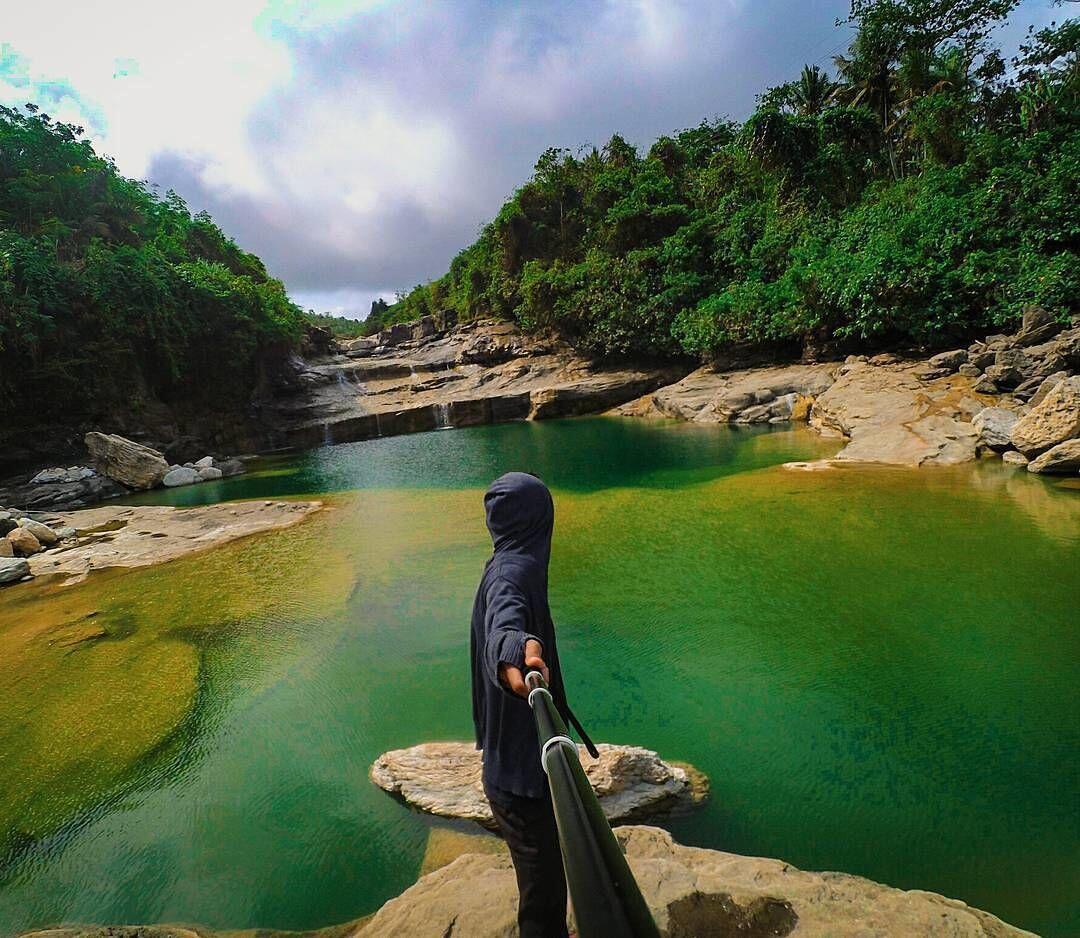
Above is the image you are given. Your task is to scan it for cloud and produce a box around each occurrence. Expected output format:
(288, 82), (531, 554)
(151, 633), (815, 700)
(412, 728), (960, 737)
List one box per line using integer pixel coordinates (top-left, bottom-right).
(1, 0), (1060, 318)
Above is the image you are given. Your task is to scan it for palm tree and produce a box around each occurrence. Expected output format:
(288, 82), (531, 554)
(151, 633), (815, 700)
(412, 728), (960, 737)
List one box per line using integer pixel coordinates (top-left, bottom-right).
(792, 65), (835, 116)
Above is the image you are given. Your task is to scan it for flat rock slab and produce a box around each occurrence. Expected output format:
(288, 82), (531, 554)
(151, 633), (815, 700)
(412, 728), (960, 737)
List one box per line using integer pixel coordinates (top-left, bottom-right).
(356, 825), (1036, 938)
(25, 500), (321, 585)
(370, 741), (705, 828)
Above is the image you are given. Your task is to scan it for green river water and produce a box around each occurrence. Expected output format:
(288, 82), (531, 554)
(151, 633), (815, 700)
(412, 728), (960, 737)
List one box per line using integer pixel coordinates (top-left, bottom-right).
(0, 417), (1077, 936)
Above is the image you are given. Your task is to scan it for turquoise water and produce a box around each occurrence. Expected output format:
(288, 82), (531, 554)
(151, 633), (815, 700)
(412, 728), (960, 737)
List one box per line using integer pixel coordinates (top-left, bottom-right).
(0, 418), (1077, 935)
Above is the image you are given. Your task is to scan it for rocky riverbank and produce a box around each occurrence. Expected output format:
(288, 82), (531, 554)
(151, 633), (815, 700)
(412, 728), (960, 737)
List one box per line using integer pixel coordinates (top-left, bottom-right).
(20, 823), (1035, 937)
(0, 500), (320, 587)
(620, 308), (1080, 471)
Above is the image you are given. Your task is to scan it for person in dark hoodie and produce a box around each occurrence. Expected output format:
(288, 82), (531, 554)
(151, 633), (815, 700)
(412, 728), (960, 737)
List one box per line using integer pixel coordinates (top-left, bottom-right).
(471, 472), (596, 938)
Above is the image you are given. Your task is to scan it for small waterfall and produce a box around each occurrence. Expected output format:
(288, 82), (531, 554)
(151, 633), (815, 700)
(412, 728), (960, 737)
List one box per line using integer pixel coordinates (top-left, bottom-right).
(337, 371), (349, 393)
(433, 402), (452, 430)
(374, 412), (383, 437)
(322, 421), (334, 447)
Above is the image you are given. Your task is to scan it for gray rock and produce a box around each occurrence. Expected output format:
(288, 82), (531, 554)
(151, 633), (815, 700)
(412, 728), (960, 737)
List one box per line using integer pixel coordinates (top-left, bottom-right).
(969, 350), (996, 370)
(971, 407), (1019, 451)
(0, 557), (30, 585)
(85, 432), (168, 490)
(928, 349), (967, 370)
(196, 466), (223, 481)
(958, 363), (982, 377)
(162, 467), (199, 488)
(30, 466), (95, 485)
(213, 457), (246, 477)
(1001, 450), (1029, 467)
(17, 517), (59, 546)
(194, 456), (215, 469)
(972, 374), (998, 394)
(54, 525), (77, 540)
(751, 388), (775, 404)
(1028, 438), (1080, 474)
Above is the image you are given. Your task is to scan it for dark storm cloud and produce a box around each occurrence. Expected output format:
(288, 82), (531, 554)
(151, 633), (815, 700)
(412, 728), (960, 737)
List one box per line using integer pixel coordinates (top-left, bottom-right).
(147, 0), (857, 312)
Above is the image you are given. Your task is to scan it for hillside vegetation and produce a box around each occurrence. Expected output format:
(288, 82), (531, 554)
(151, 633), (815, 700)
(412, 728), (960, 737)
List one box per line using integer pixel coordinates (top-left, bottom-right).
(385, 0), (1078, 360)
(0, 104), (305, 463)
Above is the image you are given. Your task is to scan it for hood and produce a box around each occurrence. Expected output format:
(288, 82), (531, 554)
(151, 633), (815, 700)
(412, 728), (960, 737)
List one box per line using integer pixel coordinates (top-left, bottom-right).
(484, 472), (554, 563)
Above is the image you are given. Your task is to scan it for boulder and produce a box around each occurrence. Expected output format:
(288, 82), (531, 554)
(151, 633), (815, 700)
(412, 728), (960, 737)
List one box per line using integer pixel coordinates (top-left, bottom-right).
(0, 517), (16, 537)
(971, 407), (1019, 451)
(928, 349), (967, 370)
(7, 527), (41, 556)
(17, 517), (59, 546)
(958, 363), (981, 378)
(1009, 375), (1080, 456)
(84, 432), (168, 490)
(0, 556), (30, 585)
(1015, 305), (1064, 347)
(355, 825), (1035, 938)
(193, 456), (215, 469)
(0, 539), (12, 557)
(370, 742), (704, 828)
(1029, 371), (1068, 407)
(969, 350), (996, 371)
(197, 466), (223, 482)
(162, 467), (199, 488)
(1027, 438), (1080, 475)
(213, 457), (246, 477)
(1001, 450), (1029, 468)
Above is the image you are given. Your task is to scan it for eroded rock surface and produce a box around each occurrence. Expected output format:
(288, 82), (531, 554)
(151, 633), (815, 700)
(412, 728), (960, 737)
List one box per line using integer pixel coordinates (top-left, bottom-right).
(370, 741), (704, 828)
(270, 319), (686, 449)
(84, 432), (169, 490)
(21, 500), (321, 585)
(354, 825), (1035, 938)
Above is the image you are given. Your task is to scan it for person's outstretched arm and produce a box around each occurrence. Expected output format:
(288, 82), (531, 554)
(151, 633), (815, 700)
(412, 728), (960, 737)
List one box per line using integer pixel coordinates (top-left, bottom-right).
(483, 577), (550, 697)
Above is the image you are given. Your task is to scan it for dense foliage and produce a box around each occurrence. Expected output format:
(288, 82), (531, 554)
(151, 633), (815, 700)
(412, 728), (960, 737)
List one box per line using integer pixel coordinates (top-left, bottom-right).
(303, 310), (368, 338)
(0, 104), (305, 446)
(384, 1), (1078, 359)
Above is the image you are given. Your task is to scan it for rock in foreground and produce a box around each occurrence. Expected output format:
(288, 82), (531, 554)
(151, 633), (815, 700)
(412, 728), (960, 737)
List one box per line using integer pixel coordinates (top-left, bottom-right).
(370, 741), (704, 828)
(356, 825), (1034, 938)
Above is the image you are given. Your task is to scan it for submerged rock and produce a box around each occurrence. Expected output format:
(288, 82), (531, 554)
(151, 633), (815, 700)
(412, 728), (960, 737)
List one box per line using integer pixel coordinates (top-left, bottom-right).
(370, 741), (704, 828)
(354, 825), (1036, 938)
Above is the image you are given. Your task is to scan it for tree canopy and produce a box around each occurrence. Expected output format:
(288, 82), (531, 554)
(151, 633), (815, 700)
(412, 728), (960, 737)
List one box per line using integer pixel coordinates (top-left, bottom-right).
(384, 0), (1078, 360)
(0, 103), (305, 455)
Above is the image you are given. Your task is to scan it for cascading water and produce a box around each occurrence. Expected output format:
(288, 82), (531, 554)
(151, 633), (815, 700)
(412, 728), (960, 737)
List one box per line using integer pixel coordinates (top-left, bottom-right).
(433, 402), (452, 430)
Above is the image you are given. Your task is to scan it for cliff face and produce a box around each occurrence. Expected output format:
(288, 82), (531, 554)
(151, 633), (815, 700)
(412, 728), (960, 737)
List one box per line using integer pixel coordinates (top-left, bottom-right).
(20, 825), (1036, 938)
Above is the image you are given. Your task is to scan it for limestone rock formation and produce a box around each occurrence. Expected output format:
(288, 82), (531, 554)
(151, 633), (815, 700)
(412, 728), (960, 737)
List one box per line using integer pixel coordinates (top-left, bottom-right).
(1009, 375), (1080, 456)
(1027, 438), (1080, 474)
(972, 407), (1020, 452)
(84, 432), (169, 490)
(354, 825), (1035, 938)
(809, 363), (984, 466)
(370, 742), (704, 828)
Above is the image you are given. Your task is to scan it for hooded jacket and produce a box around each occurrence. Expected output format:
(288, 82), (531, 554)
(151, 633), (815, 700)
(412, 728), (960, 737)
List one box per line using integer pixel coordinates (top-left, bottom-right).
(470, 472), (595, 798)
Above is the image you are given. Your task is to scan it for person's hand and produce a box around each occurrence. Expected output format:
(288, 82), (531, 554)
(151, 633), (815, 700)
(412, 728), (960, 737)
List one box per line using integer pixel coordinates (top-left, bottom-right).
(499, 639), (549, 697)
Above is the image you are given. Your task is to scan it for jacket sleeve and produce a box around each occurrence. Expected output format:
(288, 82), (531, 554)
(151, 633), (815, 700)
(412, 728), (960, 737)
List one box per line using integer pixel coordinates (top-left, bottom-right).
(482, 576), (542, 694)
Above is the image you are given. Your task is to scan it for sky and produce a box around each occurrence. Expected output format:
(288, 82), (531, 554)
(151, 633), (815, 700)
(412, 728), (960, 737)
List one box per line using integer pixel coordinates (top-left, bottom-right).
(0, 0), (1061, 319)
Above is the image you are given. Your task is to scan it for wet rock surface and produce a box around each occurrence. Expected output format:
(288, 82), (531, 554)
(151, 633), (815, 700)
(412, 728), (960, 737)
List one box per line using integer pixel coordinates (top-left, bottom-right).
(370, 741), (705, 828)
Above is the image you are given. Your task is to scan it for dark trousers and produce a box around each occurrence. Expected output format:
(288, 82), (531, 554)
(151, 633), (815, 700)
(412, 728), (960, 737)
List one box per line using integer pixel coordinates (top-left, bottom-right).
(485, 782), (569, 938)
